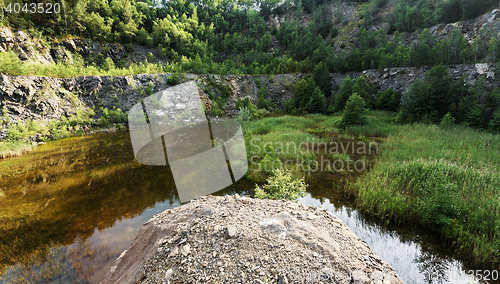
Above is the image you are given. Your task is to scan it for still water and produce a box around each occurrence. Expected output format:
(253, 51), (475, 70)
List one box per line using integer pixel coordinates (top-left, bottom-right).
(0, 131), (496, 283)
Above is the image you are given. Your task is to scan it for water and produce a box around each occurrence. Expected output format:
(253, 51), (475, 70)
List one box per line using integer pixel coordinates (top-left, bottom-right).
(0, 131), (496, 283)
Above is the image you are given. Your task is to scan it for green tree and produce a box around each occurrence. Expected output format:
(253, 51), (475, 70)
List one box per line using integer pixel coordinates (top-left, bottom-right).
(334, 75), (354, 112)
(338, 93), (368, 128)
(254, 168), (307, 201)
(400, 64), (457, 123)
(490, 112), (500, 133)
(313, 62), (331, 97)
(305, 86), (326, 113)
(375, 88), (399, 111)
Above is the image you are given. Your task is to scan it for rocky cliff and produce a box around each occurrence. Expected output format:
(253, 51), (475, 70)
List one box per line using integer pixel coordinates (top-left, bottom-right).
(1, 62), (499, 134)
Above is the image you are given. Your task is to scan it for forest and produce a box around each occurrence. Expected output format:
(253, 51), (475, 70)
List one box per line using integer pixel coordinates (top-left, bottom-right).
(1, 0), (500, 131)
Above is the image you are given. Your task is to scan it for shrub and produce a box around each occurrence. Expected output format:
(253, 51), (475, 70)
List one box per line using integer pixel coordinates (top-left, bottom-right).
(352, 76), (376, 108)
(236, 106), (252, 124)
(254, 168), (308, 201)
(305, 86), (326, 114)
(337, 93), (368, 128)
(257, 94), (272, 110)
(147, 52), (154, 62)
(490, 112), (500, 133)
(440, 112), (456, 129)
(333, 75), (354, 112)
(375, 88), (399, 111)
(0, 51), (22, 75)
(167, 73), (181, 85)
(101, 57), (115, 71)
(400, 64), (462, 123)
(236, 97), (251, 110)
(211, 101), (223, 117)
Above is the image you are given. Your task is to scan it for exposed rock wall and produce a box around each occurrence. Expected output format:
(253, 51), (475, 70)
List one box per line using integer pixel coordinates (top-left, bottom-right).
(0, 63), (499, 132)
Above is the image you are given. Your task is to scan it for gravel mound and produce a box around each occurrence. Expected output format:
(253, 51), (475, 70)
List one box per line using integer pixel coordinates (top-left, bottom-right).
(102, 194), (403, 284)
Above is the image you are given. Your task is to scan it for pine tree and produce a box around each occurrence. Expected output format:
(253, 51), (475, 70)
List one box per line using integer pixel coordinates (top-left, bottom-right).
(334, 75), (353, 112)
(338, 93), (368, 128)
(306, 87), (326, 114)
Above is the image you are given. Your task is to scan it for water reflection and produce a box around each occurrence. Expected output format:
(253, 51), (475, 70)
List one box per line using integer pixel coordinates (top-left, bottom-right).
(0, 131), (180, 283)
(299, 193), (492, 284)
(0, 131), (496, 284)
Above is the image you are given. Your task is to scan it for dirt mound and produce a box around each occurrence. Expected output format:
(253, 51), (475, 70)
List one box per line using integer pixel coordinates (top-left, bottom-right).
(102, 194), (403, 284)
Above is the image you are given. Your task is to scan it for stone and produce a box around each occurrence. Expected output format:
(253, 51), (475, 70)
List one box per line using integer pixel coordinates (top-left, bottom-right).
(175, 103), (187, 110)
(226, 225), (238, 239)
(0, 26), (14, 42)
(181, 244), (191, 256)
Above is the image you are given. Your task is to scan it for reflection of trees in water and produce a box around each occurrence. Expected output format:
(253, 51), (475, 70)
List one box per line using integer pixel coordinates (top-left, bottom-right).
(414, 251), (451, 284)
(1, 238), (120, 284)
(0, 131), (178, 278)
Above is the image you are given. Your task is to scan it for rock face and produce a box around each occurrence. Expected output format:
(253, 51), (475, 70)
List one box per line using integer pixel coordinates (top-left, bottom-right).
(1, 62), (499, 131)
(102, 195), (404, 284)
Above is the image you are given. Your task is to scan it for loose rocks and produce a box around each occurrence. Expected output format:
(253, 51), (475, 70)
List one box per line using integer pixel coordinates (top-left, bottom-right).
(102, 195), (403, 284)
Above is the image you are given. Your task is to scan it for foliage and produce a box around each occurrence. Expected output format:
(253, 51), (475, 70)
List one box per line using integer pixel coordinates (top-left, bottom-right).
(440, 112), (456, 129)
(254, 168), (308, 201)
(0, 51), (22, 75)
(338, 93), (369, 128)
(236, 106), (252, 125)
(375, 88), (399, 111)
(288, 77), (326, 114)
(333, 75), (354, 112)
(490, 112), (500, 133)
(352, 122), (500, 264)
(167, 73), (182, 85)
(305, 86), (326, 114)
(400, 65), (462, 123)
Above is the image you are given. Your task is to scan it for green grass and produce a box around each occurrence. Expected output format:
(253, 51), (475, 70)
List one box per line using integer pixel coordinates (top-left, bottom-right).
(351, 122), (500, 265)
(0, 141), (32, 159)
(244, 112), (500, 266)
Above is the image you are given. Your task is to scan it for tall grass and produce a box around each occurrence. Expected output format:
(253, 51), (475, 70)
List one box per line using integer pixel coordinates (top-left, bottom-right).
(0, 141), (32, 159)
(352, 123), (500, 265)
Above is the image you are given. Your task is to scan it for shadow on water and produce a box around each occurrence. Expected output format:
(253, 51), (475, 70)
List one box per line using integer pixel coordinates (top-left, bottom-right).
(0, 131), (497, 283)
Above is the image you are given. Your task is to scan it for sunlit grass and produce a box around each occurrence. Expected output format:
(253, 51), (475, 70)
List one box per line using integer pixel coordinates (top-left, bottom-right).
(0, 141), (33, 159)
(352, 122), (500, 265)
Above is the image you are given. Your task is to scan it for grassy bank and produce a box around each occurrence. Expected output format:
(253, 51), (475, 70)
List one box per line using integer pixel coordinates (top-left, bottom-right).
(349, 121), (500, 265)
(0, 141), (32, 159)
(242, 111), (500, 266)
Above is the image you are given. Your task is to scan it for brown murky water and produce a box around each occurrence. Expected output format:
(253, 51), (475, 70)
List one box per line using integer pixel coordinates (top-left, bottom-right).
(0, 131), (496, 283)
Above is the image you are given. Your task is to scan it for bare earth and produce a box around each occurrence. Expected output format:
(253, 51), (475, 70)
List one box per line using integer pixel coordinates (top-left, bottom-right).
(102, 195), (404, 284)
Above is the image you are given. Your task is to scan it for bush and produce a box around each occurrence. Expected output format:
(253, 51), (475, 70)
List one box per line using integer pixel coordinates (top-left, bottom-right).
(375, 88), (399, 111)
(400, 65), (462, 123)
(236, 97), (252, 110)
(211, 101), (223, 117)
(305, 86), (326, 114)
(254, 168), (308, 201)
(236, 106), (252, 124)
(257, 94), (272, 110)
(490, 112), (500, 133)
(167, 73), (181, 85)
(440, 112), (456, 129)
(333, 75), (354, 112)
(101, 57), (115, 71)
(337, 93), (368, 128)
(0, 51), (22, 75)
